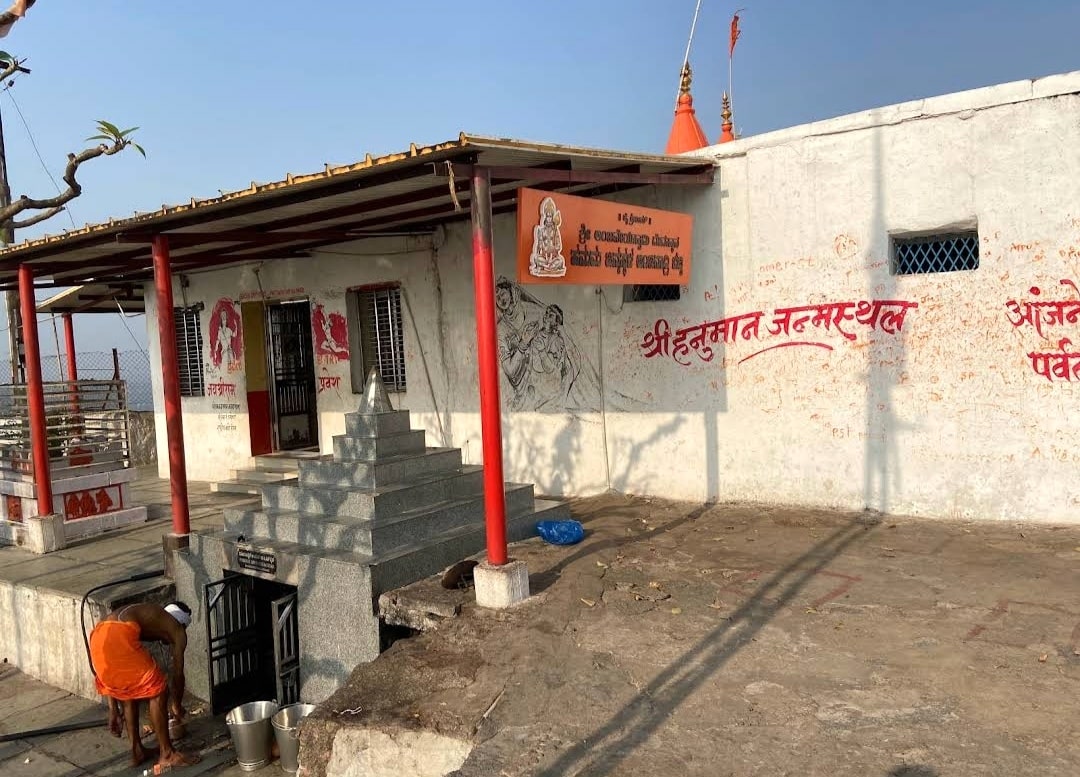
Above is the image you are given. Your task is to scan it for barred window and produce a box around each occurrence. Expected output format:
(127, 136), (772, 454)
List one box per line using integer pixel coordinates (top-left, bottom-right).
(174, 306), (205, 397)
(892, 232), (979, 276)
(624, 284), (682, 303)
(348, 285), (407, 393)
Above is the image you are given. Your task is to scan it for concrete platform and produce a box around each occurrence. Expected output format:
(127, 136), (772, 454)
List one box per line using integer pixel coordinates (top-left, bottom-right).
(0, 468), (259, 699)
(300, 495), (1080, 777)
(0, 664), (238, 776)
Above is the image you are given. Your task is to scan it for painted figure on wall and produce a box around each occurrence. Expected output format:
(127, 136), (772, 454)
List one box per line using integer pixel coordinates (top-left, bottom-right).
(495, 276), (599, 411)
(312, 302), (349, 362)
(209, 298), (243, 372)
(528, 196), (568, 278)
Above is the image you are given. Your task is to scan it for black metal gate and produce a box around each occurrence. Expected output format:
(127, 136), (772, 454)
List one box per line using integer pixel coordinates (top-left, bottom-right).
(271, 592), (300, 706)
(205, 575), (260, 715)
(268, 301), (318, 451)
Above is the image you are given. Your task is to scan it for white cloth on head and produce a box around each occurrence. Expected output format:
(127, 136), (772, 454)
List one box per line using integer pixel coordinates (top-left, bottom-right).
(164, 604), (191, 626)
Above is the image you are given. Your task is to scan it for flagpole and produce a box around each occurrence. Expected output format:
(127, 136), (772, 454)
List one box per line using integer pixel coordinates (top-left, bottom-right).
(678, 0), (704, 104)
(728, 51), (733, 114)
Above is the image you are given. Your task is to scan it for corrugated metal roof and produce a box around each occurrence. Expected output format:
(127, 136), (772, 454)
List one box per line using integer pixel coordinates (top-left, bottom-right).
(0, 132), (714, 294)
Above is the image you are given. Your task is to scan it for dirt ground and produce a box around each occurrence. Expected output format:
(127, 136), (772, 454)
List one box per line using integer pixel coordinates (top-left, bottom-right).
(306, 494), (1080, 777)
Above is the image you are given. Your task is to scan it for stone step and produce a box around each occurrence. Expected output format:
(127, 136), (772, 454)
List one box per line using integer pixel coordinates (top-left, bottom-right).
(258, 466), (483, 521)
(250, 454), (316, 473)
(224, 484), (536, 556)
(343, 410), (412, 439)
(231, 469), (301, 484)
(214, 496), (569, 599)
(212, 469), (297, 495)
(332, 430), (426, 462)
(211, 479), (261, 496)
(297, 448), (463, 489)
(369, 499), (571, 594)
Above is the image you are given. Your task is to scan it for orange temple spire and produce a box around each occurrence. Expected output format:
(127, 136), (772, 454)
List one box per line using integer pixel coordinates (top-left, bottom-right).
(665, 62), (709, 155)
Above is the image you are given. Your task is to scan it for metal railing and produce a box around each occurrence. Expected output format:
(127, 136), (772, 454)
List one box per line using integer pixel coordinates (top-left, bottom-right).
(0, 380), (131, 478)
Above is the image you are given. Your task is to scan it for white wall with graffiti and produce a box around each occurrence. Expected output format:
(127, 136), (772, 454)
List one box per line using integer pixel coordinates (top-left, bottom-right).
(145, 71), (1080, 522)
(144, 238), (449, 482)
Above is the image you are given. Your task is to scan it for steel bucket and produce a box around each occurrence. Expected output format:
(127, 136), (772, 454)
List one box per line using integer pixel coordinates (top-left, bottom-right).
(226, 701), (280, 772)
(271, 704), (317, 774)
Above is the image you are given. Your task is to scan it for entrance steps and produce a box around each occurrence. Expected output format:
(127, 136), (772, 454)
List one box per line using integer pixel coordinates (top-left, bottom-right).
(209, 454), (305, 495)
(174, 370), (569, 705)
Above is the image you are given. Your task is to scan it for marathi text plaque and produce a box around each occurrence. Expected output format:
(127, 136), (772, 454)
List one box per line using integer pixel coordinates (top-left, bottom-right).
(237, 547), (277, 576)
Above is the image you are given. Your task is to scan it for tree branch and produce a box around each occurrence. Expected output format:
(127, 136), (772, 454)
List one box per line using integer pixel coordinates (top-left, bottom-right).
(11, 206), (64, 228)
(0, 139), (128, 225)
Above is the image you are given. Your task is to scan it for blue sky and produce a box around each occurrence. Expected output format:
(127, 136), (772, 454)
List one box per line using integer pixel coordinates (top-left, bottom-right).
(3, 0), (1080, 359)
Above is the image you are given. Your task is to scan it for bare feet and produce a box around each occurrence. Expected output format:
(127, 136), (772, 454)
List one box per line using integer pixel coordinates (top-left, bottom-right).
(130, 746), (158, 767)
(107, 711), (124, 738)
(158, 749), (200, 768)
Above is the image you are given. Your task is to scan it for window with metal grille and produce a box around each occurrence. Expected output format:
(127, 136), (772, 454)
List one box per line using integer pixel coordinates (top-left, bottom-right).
(624, 284), (682, 303)
(174, 306), (205, 397)
(348, 285), (407, 393)
(892, 231), (979, 276)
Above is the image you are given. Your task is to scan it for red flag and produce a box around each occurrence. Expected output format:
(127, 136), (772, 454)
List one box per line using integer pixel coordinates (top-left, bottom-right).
(729, 11), (742, 58)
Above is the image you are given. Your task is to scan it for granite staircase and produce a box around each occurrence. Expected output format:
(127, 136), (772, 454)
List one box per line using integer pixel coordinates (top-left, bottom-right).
(174, 369), (568, 703)
(220, 386), (565, 588)
(209, 451), (314, 496)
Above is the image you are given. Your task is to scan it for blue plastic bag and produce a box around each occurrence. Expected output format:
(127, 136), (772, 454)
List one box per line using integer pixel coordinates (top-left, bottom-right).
(536, 519), (584, 545)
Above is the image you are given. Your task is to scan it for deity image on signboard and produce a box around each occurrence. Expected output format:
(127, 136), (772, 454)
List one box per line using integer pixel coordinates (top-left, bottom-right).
(495, 276), (599, 411)
(209, 298), (243, 372)
(528, 196), (568, 278)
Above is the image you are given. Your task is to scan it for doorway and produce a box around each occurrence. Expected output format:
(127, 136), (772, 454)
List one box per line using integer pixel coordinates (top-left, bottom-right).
(205, 573), (300, 715)
(267, 300), (318, 451)
(241, 301), (273, 455)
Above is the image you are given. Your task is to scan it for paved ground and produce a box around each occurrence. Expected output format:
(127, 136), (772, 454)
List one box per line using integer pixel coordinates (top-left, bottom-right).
(0, 663), (239, 777)
(307, 494), (1080, 777)
(0, 469), (258, 777)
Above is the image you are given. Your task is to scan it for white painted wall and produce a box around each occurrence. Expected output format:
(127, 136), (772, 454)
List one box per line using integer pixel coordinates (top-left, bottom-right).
(146, 236), (450, 483)
(147, 71), (1080, 523)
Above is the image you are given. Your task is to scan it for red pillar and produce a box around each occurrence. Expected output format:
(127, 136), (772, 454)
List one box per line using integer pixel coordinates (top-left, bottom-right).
(470, 167), (508, 566)
(61, 313), (77, 381)
(19, 264), (53, 516)
(152, 236), (191, 536)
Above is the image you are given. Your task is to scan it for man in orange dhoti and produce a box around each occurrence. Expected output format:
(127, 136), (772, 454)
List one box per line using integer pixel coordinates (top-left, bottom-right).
(89, 601), (199, 769)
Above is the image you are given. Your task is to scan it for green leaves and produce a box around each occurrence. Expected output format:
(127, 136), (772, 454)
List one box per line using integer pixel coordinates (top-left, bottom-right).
(87, 120), (146, 157)
(96, 119), (122, 138)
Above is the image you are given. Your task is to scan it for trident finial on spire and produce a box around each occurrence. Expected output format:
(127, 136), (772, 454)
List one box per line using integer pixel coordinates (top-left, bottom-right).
(678, 62), (693, 97)
(720, 93), (735, 143)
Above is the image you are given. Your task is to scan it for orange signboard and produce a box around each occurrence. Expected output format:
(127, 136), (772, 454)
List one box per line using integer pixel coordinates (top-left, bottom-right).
(515, 187), (692, 285)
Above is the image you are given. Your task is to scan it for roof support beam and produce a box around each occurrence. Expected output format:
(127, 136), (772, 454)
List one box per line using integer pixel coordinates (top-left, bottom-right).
(115, 228), (432, 246)
(439, 163), (715, 186)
